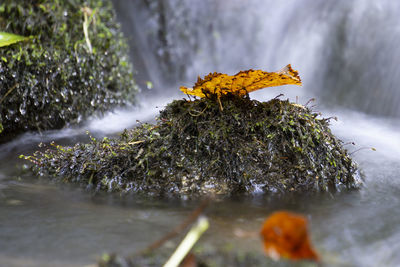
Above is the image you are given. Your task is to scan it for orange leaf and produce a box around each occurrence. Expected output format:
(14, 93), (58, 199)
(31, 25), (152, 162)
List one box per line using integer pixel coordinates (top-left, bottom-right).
(180, 64), (302, 98)
(260, 211), (319, 262)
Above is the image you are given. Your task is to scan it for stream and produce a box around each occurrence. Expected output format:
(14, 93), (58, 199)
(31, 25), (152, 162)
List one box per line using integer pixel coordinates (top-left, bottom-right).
(2, 0), (400, 266)
(1, 99), (399, 267)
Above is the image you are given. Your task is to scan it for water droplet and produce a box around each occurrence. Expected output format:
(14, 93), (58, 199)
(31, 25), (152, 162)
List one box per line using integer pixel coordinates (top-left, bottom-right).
(19, 106), (26, 115)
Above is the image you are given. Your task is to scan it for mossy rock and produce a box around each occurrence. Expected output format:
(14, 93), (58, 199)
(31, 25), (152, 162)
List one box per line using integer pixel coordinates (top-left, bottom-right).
(27, 96), (362, 196)
(0, 0), (138, 143)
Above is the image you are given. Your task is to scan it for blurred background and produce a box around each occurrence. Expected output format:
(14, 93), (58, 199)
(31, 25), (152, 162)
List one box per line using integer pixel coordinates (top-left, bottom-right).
(113, 0), (400, 117)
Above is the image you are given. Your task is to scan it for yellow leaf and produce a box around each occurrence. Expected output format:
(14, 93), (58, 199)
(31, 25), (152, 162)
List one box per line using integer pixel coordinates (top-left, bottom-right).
(180, 64), (302, 98)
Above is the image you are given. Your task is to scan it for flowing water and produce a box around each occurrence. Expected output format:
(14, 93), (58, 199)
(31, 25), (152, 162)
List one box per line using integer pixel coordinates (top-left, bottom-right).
(1, 1), (400, 266)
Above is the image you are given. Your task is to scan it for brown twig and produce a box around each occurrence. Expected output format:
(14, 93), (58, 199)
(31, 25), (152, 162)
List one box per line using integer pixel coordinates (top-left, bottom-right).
(273, 93), (284, 99)
(0, 83), (19, 104)
(132, 197), (211, 257)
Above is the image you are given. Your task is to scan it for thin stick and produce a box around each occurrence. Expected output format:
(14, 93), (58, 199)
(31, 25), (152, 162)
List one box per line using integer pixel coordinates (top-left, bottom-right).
(189, 104), (208, 117)
(349, 147), (376, 155)
(305, 98), (315, 107)
(0, 83), (19, 104)
(217, 96), (223, 111)
(163, 216), (209, 267)
(134, 198), (210, 256)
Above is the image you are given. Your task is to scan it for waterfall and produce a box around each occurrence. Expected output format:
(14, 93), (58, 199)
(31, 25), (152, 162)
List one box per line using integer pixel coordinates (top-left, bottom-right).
(113, 0), (400, 117)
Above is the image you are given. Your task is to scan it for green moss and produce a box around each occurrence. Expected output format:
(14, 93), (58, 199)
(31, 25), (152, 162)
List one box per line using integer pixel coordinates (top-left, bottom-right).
(0, 0), (138, 143)
(25, 96), (362, 196)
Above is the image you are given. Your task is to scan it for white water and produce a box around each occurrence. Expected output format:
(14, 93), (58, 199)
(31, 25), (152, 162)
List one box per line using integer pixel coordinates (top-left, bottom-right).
(116, 0), (400, 117)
